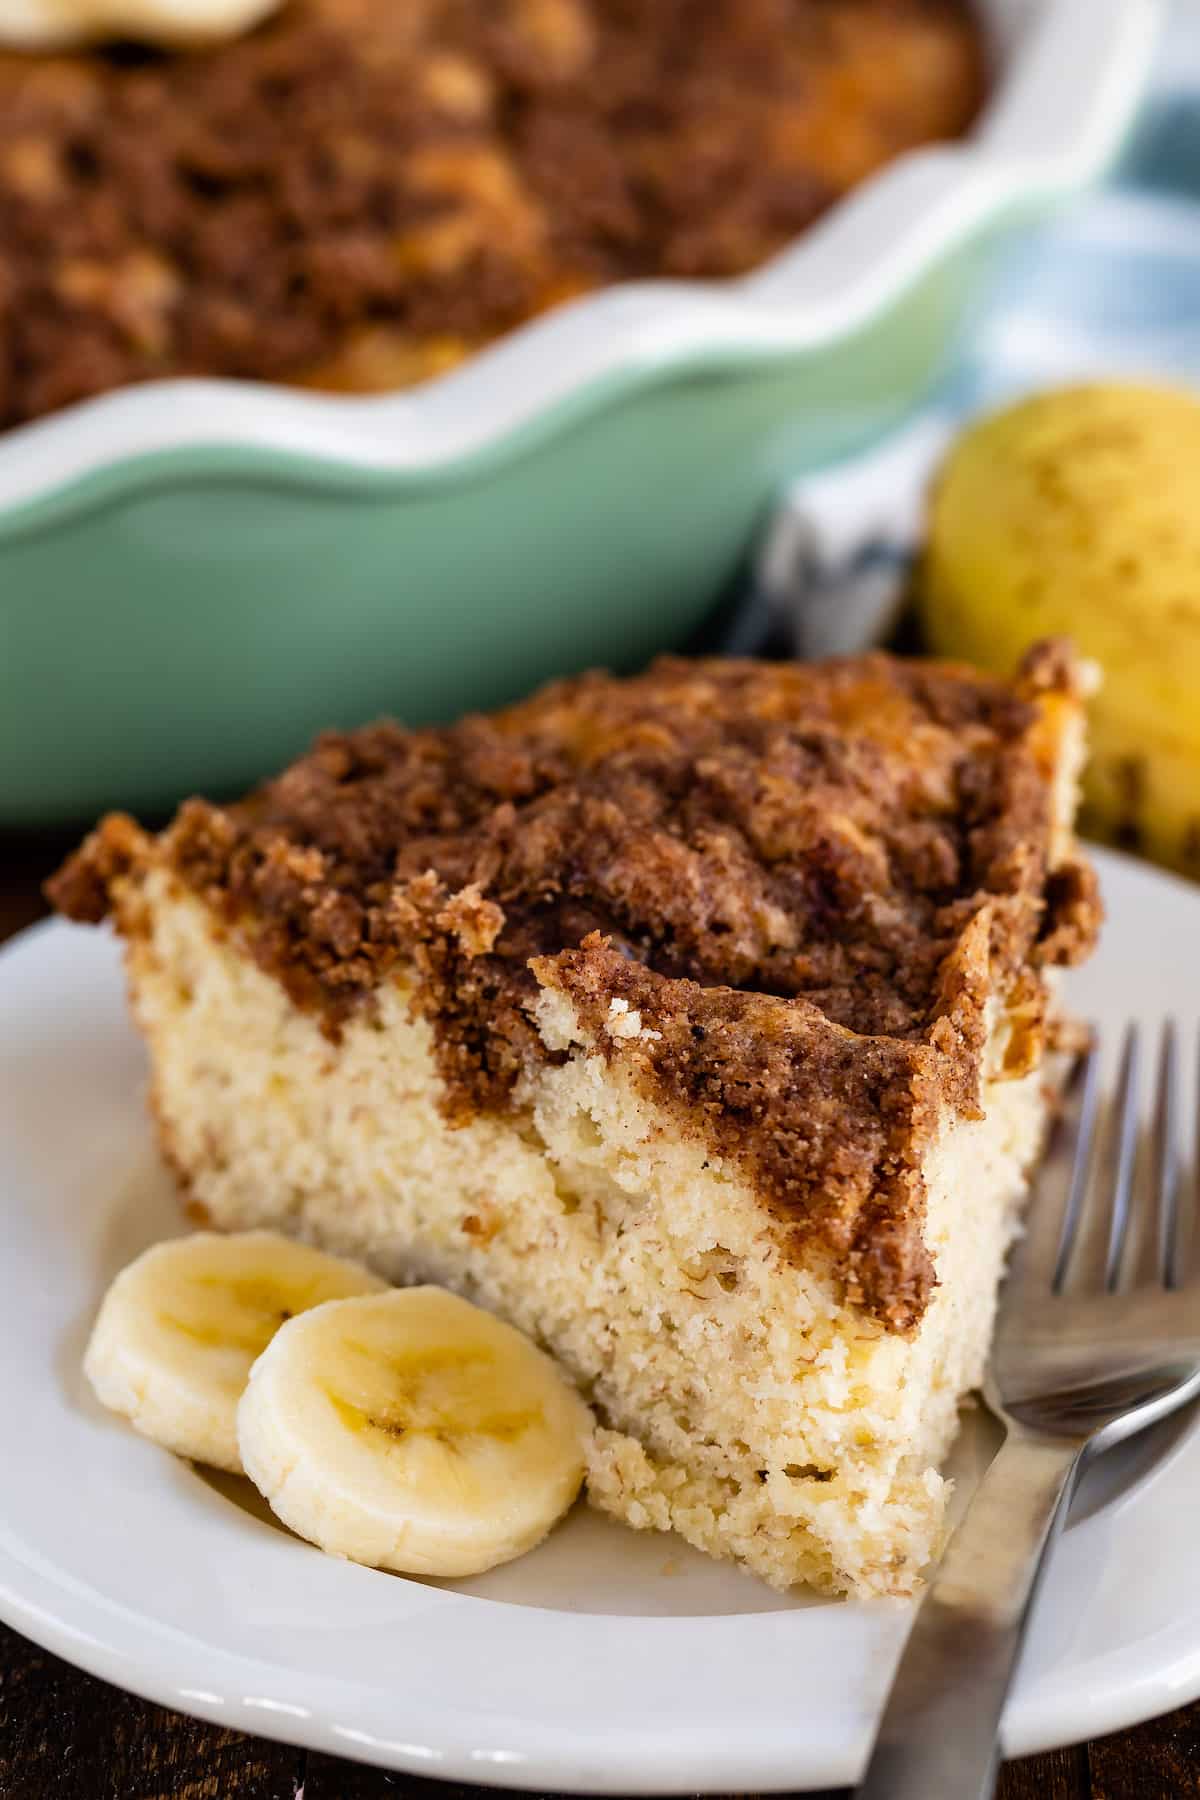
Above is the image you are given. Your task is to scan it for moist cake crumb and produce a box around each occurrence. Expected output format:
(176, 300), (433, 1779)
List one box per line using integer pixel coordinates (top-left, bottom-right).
(50, 644), (1098, 1595)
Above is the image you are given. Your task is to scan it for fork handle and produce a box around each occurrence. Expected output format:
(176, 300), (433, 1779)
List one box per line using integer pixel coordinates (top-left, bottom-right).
(856, 1426), (1085, 1800)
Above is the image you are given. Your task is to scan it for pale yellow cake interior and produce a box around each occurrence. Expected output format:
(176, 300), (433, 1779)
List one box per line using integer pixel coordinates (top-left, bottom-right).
(123, 870), (1050, 1598)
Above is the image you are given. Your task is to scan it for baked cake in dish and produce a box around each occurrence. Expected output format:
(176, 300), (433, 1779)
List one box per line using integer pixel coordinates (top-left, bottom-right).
(51, 645), (1099, 1597)
(0, 0), (985, 427)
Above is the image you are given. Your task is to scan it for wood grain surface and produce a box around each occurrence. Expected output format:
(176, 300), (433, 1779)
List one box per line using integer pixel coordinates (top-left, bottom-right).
(1, 831), (1197, 1800)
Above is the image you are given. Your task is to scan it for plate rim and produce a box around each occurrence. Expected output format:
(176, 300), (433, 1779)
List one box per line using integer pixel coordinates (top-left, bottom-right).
(3, 842), (1200, 1792)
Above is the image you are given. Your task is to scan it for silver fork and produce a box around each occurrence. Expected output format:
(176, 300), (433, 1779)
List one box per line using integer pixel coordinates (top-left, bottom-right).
(857, 1022), (1200, 1800)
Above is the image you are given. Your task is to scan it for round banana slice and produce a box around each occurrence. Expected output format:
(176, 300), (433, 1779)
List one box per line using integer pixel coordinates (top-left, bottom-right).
(84, 1231), (388, 1473)
(237, 1286), (591, 1577)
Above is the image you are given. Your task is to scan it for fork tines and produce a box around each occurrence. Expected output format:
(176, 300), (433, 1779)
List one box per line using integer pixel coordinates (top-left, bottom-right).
(1045, 1022), (1189, 1297)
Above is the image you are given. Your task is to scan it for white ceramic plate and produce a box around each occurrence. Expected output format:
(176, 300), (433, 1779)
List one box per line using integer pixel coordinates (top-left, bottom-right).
(2, 843), (1199, 1793)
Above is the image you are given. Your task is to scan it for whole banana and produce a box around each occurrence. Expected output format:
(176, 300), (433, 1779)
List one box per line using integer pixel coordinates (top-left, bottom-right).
(920, 383), (1200, 877)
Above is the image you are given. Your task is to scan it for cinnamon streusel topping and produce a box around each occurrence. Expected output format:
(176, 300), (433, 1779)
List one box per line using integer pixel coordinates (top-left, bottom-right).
(51, 647), (1100, 1330)
(0, 0), (983, 426)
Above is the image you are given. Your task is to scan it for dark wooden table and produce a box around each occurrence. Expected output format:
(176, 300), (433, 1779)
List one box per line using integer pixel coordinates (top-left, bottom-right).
(2, 832), (1198, 1800)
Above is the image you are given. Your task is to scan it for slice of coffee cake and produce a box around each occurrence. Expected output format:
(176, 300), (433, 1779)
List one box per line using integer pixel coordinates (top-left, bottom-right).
(52, 646), (1099, 1597)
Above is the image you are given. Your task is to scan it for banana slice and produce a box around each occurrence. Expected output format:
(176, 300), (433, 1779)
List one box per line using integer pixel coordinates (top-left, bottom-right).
(237, 1286), (591, 1577)
(84, 1230), (387, 1473)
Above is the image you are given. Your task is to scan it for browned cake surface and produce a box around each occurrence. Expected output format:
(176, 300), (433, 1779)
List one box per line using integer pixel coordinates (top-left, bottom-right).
(0, 0), (984, 427)
(52, 647), (1100, 1333)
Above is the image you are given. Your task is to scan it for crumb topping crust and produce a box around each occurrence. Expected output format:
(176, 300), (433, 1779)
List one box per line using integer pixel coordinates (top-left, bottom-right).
(51, 646), (1100, 1329)
(0, 0), (983, 425)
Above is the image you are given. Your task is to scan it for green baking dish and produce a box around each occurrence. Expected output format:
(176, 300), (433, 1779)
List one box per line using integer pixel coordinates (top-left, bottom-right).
(0, 0), (1160, 824)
